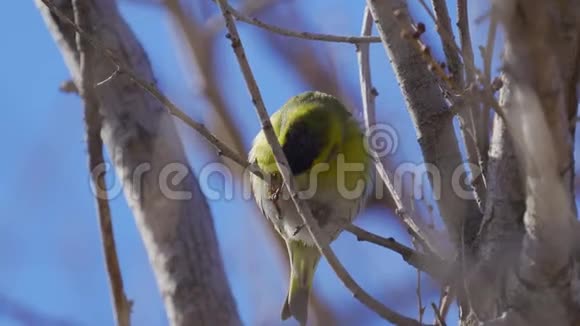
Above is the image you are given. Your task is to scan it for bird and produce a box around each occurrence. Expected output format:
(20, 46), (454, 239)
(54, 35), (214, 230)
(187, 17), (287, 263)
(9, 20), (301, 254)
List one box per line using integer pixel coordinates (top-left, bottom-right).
(248, 91), (372, 325)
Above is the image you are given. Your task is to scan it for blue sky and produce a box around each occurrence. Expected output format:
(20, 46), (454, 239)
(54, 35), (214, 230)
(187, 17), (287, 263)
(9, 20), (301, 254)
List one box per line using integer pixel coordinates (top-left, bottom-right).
(0, 1), (500, 325)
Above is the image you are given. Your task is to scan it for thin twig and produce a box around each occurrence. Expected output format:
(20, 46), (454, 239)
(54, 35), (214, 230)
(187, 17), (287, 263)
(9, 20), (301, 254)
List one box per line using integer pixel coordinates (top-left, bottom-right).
(357, 6), (377, 126)
(423, 0), (487, 210)
(482, 16), (497, 86)
(457, 0), (486, 196)
(429, 0), (463, 83)
(431, 302), (447, 326)
(205, 0), (279, 35)
(394, 17), (455, 92)
(419, 0), (478, 84)
(479, 12), (498, 169)
(73, 1), (131, 324)
(417, 270), (425, 324)
(436, 286), (454, 324)
(343, 224), (449, 282)
(216, 1), (424, 325)
(357, 7), (439, 256)
(39, 0), (263, 180)
(220, 0), (381, 44)
(457, 0), (475, 83)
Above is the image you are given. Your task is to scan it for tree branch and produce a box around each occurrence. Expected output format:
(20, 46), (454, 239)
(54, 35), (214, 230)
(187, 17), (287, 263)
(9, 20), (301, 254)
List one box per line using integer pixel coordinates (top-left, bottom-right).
(220, 0), (381, 44)
(429, 0), (462, 82)
(73, 0), (131, 324)
(469, 1), (580, 324)
(457, 0), (475, 83)
(366, 0), (482, 248)
(430, 0), (486, 211)
(494, 0), (578, 302)
(356, 6), (441, 256)
(456, 0), (487, 209)
(205, 0), (279, 36)
(344, 224), (449, 282)
(478, 13), (498, 171)
(37, 0), (241, 324)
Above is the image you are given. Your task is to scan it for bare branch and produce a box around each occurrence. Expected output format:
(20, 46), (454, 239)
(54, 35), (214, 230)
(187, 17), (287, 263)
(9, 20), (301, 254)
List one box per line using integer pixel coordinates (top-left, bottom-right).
(358, 6), (377, 126)
(417, 271), (425, 323)
(37, 0), (241, 324)
(220, 1), (381, 44)
(356, 6), (441, 256)
(456, 0), (487, 203)
(478, 13), (498, 171)
(366, 0), (482, 248)
(470, 1), (580, 324)
(495, 0), (579, 286)
(343, 224), (449, 281)
(215, 1), (424, 324)
(205, 0), (279, 35)
(73, 1), (131, 324)
(457, 0), (475, 83)
(429, 0), (462, 82)
(431, 303), (447, 326)
(435, 287), (453, 325)
(429, 0), (486, 211)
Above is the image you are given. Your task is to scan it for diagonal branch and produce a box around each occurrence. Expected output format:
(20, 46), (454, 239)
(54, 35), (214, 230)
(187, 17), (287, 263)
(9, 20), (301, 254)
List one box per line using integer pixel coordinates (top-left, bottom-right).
(37, 0), (241, 324)
(429, 0), (462, 82)
(73, 1), (131, 324)
(356, 6), (441, 256)
(456, 0), (475, 83)
(220, 0), (381, 44)
(478, 13), (498, 172)
(205, 0), (279, 35)
(366, 0), (482, 248)
(344, 224), (450, 282)
(215, 1), (425, 325)
(430, 0), (486, 211)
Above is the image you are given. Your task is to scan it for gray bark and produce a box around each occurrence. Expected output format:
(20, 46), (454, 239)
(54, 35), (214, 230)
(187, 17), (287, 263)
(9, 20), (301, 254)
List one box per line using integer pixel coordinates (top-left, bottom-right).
(369, 0), (580, 325)
(36, 0), (241, 325)
(366, 0), (482, 249)
(467, 1), (580, 324)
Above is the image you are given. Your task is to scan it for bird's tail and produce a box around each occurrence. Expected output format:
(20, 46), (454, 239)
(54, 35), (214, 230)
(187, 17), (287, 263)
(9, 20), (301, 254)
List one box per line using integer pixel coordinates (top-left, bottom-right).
(281, 240), (321, 326)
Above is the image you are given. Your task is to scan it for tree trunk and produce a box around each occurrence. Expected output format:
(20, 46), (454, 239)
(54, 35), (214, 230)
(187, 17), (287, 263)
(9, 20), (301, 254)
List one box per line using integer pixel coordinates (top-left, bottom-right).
(368, 0), (580, 325)
(36, 0), (241, 325)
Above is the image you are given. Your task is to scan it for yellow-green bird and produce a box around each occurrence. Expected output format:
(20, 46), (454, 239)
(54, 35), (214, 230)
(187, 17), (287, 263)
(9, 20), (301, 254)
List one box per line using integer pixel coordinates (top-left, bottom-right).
(249, 91), (372, 325)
